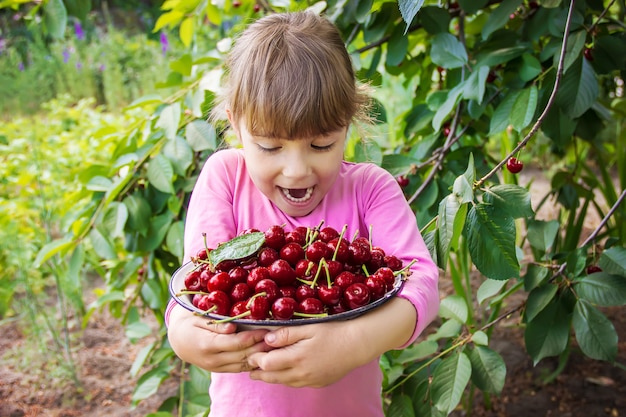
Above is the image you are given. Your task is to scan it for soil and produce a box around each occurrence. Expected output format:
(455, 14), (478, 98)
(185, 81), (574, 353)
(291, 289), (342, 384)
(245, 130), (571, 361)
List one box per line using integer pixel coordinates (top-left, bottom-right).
(1, 167), (624, 417)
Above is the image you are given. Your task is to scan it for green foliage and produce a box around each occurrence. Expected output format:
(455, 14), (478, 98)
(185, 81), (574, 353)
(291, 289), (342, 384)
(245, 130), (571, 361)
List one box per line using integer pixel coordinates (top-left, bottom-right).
(2, 0), (626, 416)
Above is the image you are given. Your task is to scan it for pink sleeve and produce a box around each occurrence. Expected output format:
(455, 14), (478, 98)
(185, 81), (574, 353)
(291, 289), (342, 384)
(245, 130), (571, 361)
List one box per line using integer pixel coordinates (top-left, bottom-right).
(360, 166), (440, 347)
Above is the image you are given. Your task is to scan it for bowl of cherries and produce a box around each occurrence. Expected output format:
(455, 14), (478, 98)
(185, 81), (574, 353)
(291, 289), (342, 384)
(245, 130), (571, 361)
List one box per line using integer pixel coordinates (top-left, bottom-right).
(169, 223), (412, 329)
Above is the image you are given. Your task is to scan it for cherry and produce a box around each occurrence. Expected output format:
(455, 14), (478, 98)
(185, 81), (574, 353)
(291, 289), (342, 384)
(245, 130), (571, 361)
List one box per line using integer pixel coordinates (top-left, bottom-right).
(373, 267), (396, 287)
(295, 284), (317, 302)
(207, 271), (232, 293)
(195, 247), (210, 262)
(583, 47), (594, 61)
(396, 175), (409, 188)
(269, 259), (297, 286)
(279, 286), (297, 299)
(586, 265), (602, 274)
(317, 284), (342, 306)
(318, 227), (339, 243)
(327, 237), (350, 263)
(264, 225), (286, 250)
(366, 251), (385, 272)
(232, 0), (242, 8)
(231, 300), (248, 317)
(344, 283), (371, 310)
(253, 3), (261, 13)
(247, 266), (270, 289)
(230, 282), (252, 302)
(196, 291), (231, 315)
(257, 247), (279, 267)
(295, 259), (317, 278)
(365, 275), (387, 300)
(280, 242), (305, 266)
(272, 297), (297, 320)
(184, 269), (203, 291)
(443, 123), (451, 137)
(248, 296), (270, 320)
(486, 70), (497, 83)
(215, 259), (237, 272)
(255, 278), (279, 303)
(352, 237), (371, 250)
(306, 240), (331, 263)
(335, 271), (357, 290)
(372, 246), (386, 257)
(322, 259), (343, 280)
(285, 230), (307, 245)
(228, 266), (248, 285)
(298, 297), (324, 315)
(384, 255), (403, 271)
(506, 157), (524, 174)
(349, 243), (371, 265)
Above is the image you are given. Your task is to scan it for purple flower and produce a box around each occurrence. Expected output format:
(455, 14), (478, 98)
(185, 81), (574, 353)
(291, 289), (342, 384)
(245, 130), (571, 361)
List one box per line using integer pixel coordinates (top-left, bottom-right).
(98, 64), (105, 72)
(76, 61), (82, 70)
(18, 62), (24, 71)
(74, 21), (85, 41)
(160, 32), (169, 56)
(0, 38), (6, 54)
(63, 48), (71, 63)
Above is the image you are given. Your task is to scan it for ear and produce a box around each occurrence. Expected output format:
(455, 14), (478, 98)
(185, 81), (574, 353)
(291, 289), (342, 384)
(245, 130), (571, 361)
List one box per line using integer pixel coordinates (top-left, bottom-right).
(225, 109), (239, 135)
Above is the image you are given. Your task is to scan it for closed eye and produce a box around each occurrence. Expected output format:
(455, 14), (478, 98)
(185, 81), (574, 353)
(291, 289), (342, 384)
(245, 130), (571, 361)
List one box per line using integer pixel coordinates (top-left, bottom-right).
(311, 143), (334, 151)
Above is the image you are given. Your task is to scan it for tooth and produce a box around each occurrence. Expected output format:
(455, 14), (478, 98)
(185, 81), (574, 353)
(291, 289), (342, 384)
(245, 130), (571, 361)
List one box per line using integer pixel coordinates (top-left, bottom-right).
(282, 187), (313, 203)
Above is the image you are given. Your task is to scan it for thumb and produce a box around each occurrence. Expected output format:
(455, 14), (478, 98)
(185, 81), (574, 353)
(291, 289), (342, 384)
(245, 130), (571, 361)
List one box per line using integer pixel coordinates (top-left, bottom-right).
(205, 321), (238, 334)
(265, 326), (303, 347)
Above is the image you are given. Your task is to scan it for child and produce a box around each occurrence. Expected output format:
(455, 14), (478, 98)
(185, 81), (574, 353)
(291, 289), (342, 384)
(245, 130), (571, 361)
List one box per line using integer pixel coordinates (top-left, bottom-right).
(165, 11), (440, 417)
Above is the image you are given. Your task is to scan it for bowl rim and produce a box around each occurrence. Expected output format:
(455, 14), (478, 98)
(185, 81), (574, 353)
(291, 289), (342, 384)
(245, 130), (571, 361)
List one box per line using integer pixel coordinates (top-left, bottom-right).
(169, 261), (406, 326)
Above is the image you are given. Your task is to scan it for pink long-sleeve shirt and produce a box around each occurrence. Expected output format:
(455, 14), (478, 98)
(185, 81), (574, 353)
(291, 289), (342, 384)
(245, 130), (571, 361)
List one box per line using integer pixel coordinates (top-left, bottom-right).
(166, 148), (439, 417)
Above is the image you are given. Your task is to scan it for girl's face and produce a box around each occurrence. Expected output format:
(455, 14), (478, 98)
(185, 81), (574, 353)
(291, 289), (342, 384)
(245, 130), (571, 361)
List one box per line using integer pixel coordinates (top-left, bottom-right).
(231, 118), (347, 217)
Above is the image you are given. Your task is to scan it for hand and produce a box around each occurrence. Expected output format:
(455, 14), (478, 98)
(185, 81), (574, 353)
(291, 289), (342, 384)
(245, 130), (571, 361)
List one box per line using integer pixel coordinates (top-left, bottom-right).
(246, 297), (417, 388)
(167, 304), (272, 373)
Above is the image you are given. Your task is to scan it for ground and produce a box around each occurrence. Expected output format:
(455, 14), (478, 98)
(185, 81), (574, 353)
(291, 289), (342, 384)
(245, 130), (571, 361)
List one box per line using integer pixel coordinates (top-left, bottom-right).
(1, 167), (624, 417)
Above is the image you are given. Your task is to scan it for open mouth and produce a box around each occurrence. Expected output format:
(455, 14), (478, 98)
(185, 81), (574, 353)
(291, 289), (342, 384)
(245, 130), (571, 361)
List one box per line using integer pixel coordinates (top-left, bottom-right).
(281, 187), (314, 203)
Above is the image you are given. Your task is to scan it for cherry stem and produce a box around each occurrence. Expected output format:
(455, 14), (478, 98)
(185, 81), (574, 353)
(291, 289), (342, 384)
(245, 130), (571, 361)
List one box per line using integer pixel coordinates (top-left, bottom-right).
(362, 264), (370, 277)
(293, 312), (328, 318)
(332, 224), (348, 262)
(176, 290), (210, 297)
(368, 224), (373, 250)
(394, 259), (418, 277)
(310, 262), (323, 288)
(210, 310), (251, 323)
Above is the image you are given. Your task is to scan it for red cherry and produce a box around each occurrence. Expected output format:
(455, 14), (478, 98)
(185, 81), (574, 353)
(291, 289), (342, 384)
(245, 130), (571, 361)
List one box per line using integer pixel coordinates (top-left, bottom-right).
(279, 286), (297, 299)
(257, 247), (279, 267)
(184, 269), (203, 291)
(486, 70), (497, 83)
(506, 157), (524, 174)
(443, 124), (451, 137)
(306, 240), (331, 263)
(327, 237), (350, 263)
(321, 259), (344, 280)
(196, 291), (231, 315)
(295, 284), (317, 302)
(373, 267), (396, 287)
(295, 259), (317, 278)
(230, 282), (252, 302)
(344, 283), (371, 310)
(384, 255), (403, 271)
(317, 284), (343, 306)
(335, 271), (357, 290)
(248, 296), (270, 320)
(272, 297), (297, 320)
(298, 297), (324, 315)
(586, 265), (602, 274)
(232, 0), (242, 8)
(348, 243), (371, 265)
(396, 175), (409, 188)
(253, 3), (261, 13)
(366, 251), (385, 272)
(285, 230), (307, 245)
(318, 227), (339, 243)
(280, 242), (305, 266)
(247, 266), (270, 289)
(255, 278), (279, 303)
(264, 225), (286, 250)
(215, 259), (237, 272)
(365, 275), (387, 300)
(230, 300), (248, 316)
(207, 271), (232, 293)
(228, 266), (248, 285)
(583, 48), (594, 61)
(195, 247), (210, 261)
(268, 259), (297, 286)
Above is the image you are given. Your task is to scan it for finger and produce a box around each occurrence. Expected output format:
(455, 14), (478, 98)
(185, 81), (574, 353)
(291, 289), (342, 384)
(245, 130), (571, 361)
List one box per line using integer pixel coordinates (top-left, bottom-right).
(201, 320), (238, 334)
(265, 325), (310, 348)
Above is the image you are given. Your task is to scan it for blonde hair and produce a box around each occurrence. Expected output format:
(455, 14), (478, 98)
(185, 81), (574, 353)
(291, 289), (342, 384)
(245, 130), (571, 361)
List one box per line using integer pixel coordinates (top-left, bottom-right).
(212, 11), (371, 139)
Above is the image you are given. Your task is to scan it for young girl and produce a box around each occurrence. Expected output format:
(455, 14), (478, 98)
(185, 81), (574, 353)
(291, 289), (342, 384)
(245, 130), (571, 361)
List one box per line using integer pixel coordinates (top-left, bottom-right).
(165, 11), (440, 417)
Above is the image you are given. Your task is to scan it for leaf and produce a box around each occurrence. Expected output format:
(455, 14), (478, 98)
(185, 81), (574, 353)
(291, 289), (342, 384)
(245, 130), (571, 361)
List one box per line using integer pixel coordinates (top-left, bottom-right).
(431, 33), (468, 69)
(482, 184), (534, 219)
(432, 84), (464, 131)
(437, 194), (467, 268)
(170, 54), (193, 77)
(387, 393), (416, 417)
(387, 24), (409, 66)
(185, 119), (218, 152)
(209, 232), (266, 266)
(482, 0), (523, 40)
(130, 342), (155, 378)
(43, 0), (67, 40)
(477, 279), (507, 304)
(396, 340), (439, 363)
(464, 204), (519, 280)
(156, 102), (181, 140)
(526, 219), (560, 253)
(439, 295), (469, 323)
(431, 352), (472, 414)
(556, 57), (599, 118)
(132, 366), (172, 404)
(398, 0), (425, 33)
(525, 296), (572, 365)
(179, 16), (194, 47)
(153, 10), (184, 32)
(163, 136), (193, 176)
(489, 90), (520, 135)
(463, 65), (489, 103)
(525, 282), (558, 322)
(467, 346), (506, 394)
(126, 321), (152, 341)
(89, 228), (117, 260)
(123, 194), (152, 235)
(559, 29), (586, 73)
(458, 0), (489, 14)
(34, 236), (74, 267)
(575, 272), (626, 307)
(510, 85), (538, 132)
(166, 221), (185, 259)
(519, 53), (542, 81)
(599, 246), (626, 276)
(573, 299), (617, 362)
(524, 264), (550, 292)
(147, 154), (175, 194)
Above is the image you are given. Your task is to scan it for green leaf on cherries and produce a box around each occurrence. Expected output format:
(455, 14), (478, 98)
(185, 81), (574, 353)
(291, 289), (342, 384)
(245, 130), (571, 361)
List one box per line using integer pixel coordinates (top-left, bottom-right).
(209, 232), (265, 266)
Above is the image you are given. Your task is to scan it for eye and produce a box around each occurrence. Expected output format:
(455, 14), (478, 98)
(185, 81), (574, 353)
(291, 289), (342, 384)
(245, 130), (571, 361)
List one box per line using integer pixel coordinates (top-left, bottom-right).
(257, 144), (280, 153)
(311, 143), (334, 152)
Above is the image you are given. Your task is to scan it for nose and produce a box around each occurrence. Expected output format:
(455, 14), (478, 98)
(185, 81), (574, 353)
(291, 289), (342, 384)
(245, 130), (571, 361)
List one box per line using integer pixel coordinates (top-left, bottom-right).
(281, 147), (311, 179)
